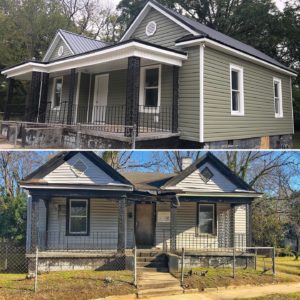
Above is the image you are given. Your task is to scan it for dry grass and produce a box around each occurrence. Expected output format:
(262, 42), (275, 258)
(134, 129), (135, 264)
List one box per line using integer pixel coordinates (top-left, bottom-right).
(0, 270), (135, 300)
(235, 293), (300, 300)
(182, 256), (300, 291)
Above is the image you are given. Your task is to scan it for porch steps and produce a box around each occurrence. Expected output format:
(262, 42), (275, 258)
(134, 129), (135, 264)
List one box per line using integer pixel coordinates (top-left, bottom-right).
(136, 250), (183, 298)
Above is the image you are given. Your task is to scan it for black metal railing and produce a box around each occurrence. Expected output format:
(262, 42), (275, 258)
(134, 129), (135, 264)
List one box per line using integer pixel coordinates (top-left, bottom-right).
(162, 231), (247, 253)
(44, 102), (174, 134)
(1, 104), (26, 121)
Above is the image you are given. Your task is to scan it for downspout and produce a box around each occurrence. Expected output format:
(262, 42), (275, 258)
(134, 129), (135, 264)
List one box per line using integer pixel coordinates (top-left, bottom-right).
(86, 74), (92, 122)
(37, 73), (43, 123)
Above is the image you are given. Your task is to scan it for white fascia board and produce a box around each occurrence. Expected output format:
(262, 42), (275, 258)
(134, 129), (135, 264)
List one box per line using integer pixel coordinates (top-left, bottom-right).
(176, 192), (262, 198)
(3, 42), (187, 78)
(20, 184), (133, 191)
(1, 62), (47, 78)
(176, 38), (297, 77)
(120, 1), (198, 42)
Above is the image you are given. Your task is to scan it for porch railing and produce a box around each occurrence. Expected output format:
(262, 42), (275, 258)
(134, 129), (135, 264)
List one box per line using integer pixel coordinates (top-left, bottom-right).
(44, 102), (174, 134)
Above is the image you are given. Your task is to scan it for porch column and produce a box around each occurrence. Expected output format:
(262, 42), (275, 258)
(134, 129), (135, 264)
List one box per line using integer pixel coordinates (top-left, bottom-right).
(3, 78), (15, 121)
(38, 73), (50, 123)
(231, 204), (236, 248)
(27, 72), (42, 122)
(117, 195), (127, 252)
(247, 203), (253, 247)
(172, 66), (179, 133)
(30, 196), (40, 253)
(67, 68), (76, 125)
(170, 199), (177, 252)
(125, 56), (140, 137)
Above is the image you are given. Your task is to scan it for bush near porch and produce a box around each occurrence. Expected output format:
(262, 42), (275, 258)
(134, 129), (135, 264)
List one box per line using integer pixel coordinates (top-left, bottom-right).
(0, 270), (135, 300)
(181, 256), (300, 291)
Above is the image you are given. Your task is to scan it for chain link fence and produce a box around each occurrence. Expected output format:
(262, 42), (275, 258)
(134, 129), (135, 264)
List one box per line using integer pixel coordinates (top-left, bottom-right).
(0, 241), (137, 299)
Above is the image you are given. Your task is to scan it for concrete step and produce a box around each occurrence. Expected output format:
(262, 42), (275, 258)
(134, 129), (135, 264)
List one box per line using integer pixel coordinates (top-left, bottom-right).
(137, 251), (162, 257)
(137, 267), (169, 273)
(138, 281), (180, 290)
(137, 261), (168, 268)
(137, 286), (183, 298)
(137, 256), (167, 262)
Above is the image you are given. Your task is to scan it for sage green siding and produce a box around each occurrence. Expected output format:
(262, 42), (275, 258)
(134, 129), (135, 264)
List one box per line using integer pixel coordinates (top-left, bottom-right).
(204, 47), (294, 142)
(131, 8), (188, 49)
(48, 39), (73, 62)
(178, 46), (200, 141)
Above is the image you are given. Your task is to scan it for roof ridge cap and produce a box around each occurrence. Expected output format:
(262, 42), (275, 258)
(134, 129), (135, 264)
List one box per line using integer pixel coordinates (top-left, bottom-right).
(59, 29), (108, 44)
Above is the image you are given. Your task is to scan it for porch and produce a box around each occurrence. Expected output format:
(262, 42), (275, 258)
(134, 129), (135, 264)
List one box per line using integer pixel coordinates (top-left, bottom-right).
(2, 40), (186, 140)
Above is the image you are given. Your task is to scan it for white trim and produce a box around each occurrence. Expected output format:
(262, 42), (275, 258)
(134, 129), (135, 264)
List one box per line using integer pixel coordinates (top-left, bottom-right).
(290, 77), (295, 134)
(74, 72), (81, 124)
(139, 64), (161, 113)
(199, 44), (205, 143)
(2, 42), (187, 79)
(69, 199), (88, 235)
(230, 64), (244, 116)
(146, 21), (157, 37)
(198, 204), (215, 235)
(43, 32), (74, 62)
(20, 184), (134, 191)
(176, 38), (297, 77)
(273, 77), (283, 118)
(51, 76), (63, 110)
(120, 2), (198, 42)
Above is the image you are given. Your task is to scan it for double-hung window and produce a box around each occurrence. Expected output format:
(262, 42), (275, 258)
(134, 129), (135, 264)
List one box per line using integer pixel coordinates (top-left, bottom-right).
(273, 78), (283, 118)
(68, 199), (89, 235)
(198, 204), (215, 235)
(230, 65), (244, 116)
(52, 77), (63, 109)
(140, 65), (161, 113)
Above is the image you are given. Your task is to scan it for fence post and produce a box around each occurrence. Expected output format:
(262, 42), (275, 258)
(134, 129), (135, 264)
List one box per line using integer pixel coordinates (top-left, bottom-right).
(254, 248), (257, 271)
(180, 248), (185, 287)
(4, 243), (8, 271)
(34, 246), (39, 292)
(232, 247), (236, 279)
(272, 247), (276, 275)
(134, 245), (137, 287)
(131, 124), (136, 149)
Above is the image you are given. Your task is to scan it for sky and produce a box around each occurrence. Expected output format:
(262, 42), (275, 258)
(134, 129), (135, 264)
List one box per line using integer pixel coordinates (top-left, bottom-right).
(110, 0), (287, 11)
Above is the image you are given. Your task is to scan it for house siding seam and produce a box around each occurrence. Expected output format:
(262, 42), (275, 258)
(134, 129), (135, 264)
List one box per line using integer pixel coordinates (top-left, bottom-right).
(131, 8), (189, 49)
(204, 46), (294, 142)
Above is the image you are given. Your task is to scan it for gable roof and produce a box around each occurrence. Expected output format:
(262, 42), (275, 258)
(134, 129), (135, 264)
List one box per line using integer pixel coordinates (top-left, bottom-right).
(161, 152), (255, 192)
(22, 151), (132, 187)
(43, 29), (109, 62)
(121, 0), (295, 75)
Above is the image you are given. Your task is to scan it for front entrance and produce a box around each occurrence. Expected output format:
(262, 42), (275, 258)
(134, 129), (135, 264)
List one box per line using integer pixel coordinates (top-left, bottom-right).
(92, 74), (109, 123)
(135, 203), (155, 248)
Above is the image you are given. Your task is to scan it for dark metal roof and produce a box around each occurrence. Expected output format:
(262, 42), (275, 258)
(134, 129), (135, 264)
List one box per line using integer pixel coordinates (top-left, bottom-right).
(59, 29), (109, 55)
(148, 0), (295, 74)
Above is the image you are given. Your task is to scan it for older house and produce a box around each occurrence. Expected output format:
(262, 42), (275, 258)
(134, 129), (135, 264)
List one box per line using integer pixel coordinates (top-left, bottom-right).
(2, 0), (296, 149)
(21, 151), (262, 290)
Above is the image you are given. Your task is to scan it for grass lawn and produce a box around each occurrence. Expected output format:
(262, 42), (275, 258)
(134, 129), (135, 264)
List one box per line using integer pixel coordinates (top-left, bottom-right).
(0, 270), (135, 300)
(182, 256), (300, 291)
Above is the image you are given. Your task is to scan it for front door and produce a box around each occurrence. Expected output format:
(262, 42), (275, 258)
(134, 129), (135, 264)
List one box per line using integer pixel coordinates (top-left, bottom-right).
(135, 203), (155, 248)
(92, 74), (109, 123)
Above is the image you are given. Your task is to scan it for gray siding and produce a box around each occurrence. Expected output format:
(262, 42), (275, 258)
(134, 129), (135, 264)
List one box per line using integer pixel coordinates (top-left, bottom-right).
(204, 46), (294, 142)
(178, 46), (200, 141)
(48, 39), (73, 62)
(131, 8), (188, 49)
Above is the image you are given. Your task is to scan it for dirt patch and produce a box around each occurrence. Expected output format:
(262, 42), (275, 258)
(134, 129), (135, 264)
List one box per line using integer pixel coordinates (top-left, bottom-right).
(0, 271), (136, 300)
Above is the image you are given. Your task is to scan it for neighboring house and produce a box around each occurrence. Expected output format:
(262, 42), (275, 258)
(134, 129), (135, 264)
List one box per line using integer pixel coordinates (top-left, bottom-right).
(1, 0), (296, 149)
(20, 151), (262, 274)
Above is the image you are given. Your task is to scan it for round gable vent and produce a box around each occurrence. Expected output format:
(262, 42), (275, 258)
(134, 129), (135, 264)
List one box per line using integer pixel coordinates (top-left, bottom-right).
(146, 21), (157, 37)
(58, 46), (64, 57)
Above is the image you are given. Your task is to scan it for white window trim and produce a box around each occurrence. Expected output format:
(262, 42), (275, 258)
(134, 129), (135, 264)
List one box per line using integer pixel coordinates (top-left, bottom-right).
(139, 64), (162, 114)
(230, 64), (244, 116)
(52, 76), (63, 110)
(198, 204), (216, 236)
(69, 199), (88, 235)
(273, 77), (283, 118)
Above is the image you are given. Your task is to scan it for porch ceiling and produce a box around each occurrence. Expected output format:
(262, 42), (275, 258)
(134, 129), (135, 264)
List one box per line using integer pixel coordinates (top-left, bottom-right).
(2, 40), (188, 80)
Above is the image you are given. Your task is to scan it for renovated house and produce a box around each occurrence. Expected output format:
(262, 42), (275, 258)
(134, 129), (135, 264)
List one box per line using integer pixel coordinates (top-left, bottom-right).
(2, 0), (296, 149)
(21, 151), (262, 277)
